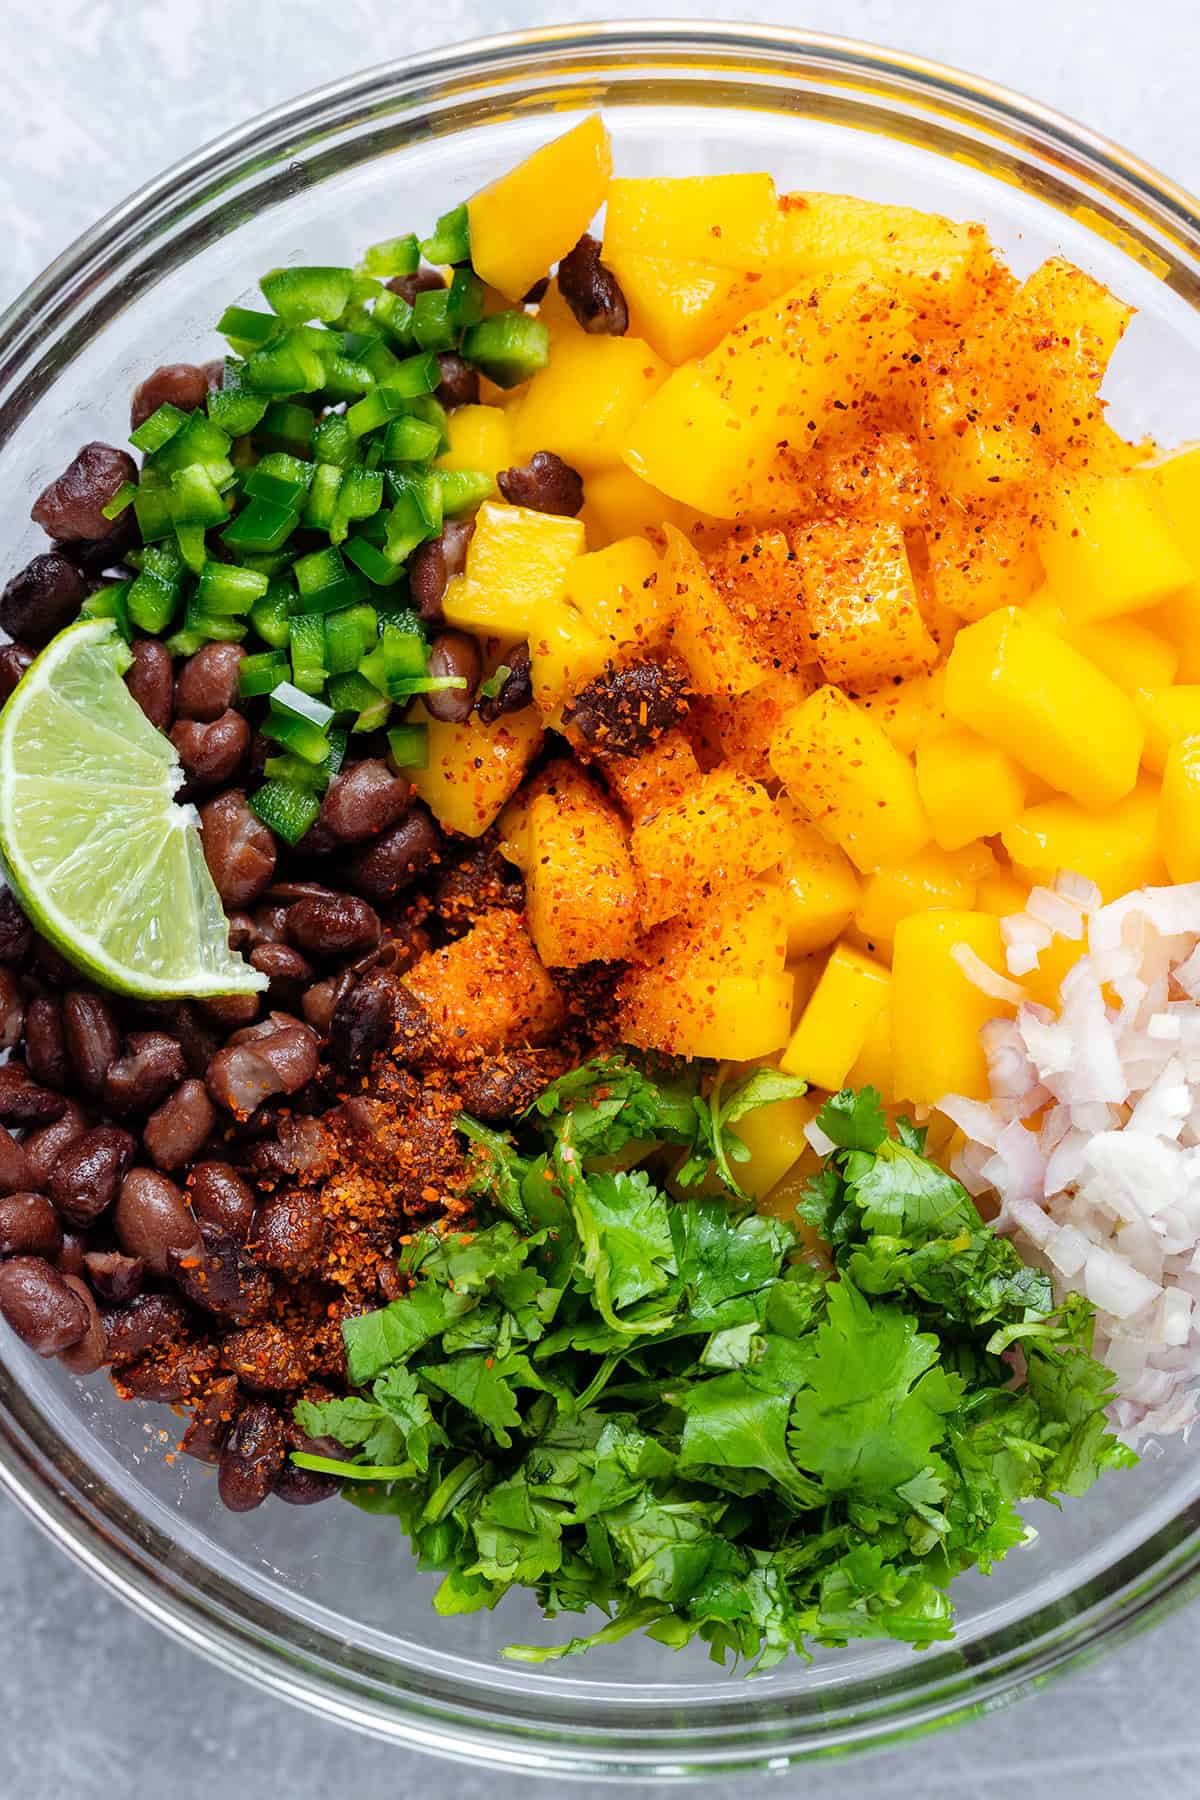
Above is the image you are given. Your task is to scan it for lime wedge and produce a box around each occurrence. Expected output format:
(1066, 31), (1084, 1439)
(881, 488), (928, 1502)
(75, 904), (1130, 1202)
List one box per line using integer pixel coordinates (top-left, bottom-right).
(0, 619), (267, 999)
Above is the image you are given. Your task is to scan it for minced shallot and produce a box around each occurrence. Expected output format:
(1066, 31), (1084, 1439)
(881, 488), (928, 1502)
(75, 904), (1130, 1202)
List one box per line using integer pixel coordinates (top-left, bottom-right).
(939, 874), (1200, 1445)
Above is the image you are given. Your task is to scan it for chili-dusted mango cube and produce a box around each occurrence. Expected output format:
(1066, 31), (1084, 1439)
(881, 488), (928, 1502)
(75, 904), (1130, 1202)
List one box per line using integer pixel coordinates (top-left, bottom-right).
(926, 494), (1043, 622)
(891, 910), (1012, 1103)
(770, 685), (930, 873)
(916, 727), (1027, 851)
(467, 115), (612, 301)
(854, 846), (980, 952)
(525, 779), (641, 967)
(1143, 446), (1200, 678)
(699, 671), (820, 782)
(442, 501), (585, 640)
(1134, 685), (1200, 774)
(775, 802), (861, 956)
(794, 517), (937, 684)
(1159, 737), (1200, 884)
(780, 943), (890, 1092)
(661, 524), (767, 697)
(561, 536), (664, 653)
(603, 173), (779, 270)
(406, 700), (543, 839)
(943, 606), (1144, 808)
(725, 1089), (823, 1201)
(631, 768), (787, 928)
(1036, 471), (1191, 621)
(623, 274), (914, 518)
(527, 601), (612, 717)
(405, 910), (563, 1056)
(1007, 258), (1132, 447)
(602, 730), (701, 824)
(855, 667), (948, 757)
(510, 334), (670, 475)
(1002, 777), (1165, 901)
(579, 465), (711, 548)
(604, 252), (760, 365)
(435, 405), (511, 489)
(774, 192), (988, 312)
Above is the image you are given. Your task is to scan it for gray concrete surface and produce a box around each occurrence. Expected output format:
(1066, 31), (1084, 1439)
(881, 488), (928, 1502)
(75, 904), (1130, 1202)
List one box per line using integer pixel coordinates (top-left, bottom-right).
(1, 0), (1199, 1793)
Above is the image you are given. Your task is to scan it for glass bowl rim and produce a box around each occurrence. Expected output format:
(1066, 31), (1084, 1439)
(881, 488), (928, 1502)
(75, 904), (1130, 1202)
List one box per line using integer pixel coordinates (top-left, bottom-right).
(2, 20), (1200, 1779)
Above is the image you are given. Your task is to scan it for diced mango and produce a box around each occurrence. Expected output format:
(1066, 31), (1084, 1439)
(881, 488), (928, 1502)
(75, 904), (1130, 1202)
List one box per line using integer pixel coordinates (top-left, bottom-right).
(405, 700), (542, 838)
(527, 599), (612, 716)
(525, 780), (641, 967)
(932, 418), (1034, 500)
(603, 173), (779, 270)
(661, 524), (768, 697)
(788, 954), (826, 1018)
(855, 668), (948, 757)
(1036, 471), (1191, 621)
(602, 730), (702, 823)
(561, 537), (664, 653)
(916, 727), (1027, 851)
(405, 911), (563, 1055)
(926, 495), (1043, 622)
(776, 804), (861, 956)
(1059, 614), (1180, 695)
(758, 1155), (834, 1261)
(511, 334), (670, 475)
(435, 405), (511, 491)
(943, 606), (1144, 808)
(624, 274), (914, 518)
(1143, 446), (1200, 678)
(631, 768), (786, 927)
(1002, 776), (1164, 902)
(467, 115), (612, 301)
(855, 847), (979, 951)
(442, 501), (585, 639)
(1007, 258), (1133, 448)
(794, 517), (937, 684)
(847, 994), (895, 1104)
(1135, 685), (1200, 774)
(770, 685), (930, 873)
(579, 466), (711, 548)
(891, 911), (1012, 1103)
(602, 252), (760, 364)
(780, 943), (890, 1092)
(726, 1090), (822, 1201)
(975, 870), (1030, 918)
(1159, 737), (1200, 883)
(774, 192), (987, 310)
(1022, 932), (1088, 1012)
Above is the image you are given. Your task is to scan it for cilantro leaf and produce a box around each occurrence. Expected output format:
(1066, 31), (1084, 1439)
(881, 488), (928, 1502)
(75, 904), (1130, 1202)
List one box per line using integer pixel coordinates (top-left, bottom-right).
(343, 1283), (477, 1385)
(850, 1140), (978, 1239)
(678, 1370), (823, 1506)
(815, 1086), (889, 1152)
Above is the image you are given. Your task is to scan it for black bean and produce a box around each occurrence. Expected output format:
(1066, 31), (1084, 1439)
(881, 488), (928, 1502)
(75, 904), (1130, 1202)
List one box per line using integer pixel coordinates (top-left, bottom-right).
(247, 1114), (330, 1181)
(56, 1231), (87, 1278)
(130, 363), (212, 432)
(286, 894), (381, 958)
(117, 1340), (219, 1404)
(206, 1027), (316, 1115)
(329, 977), (394, 1078)
(318, 760), (411, 843)
(199, 790), (276, 909)
(0, 1256), (88, 1355)
(435, 352), (480, 409)
(24, 996), (69, 1089)
(0, 554), (87, 645)
(104, 1292), (189, 1367)
(424, 631), (481, 725)
(31, 443), (139, 542)
(301, 969), (354, 1035)
(0, 968), (24, 1051)
(142, 1078), (216, 1170)
(61, 512), (137, 578)
(220, 1322), (308, 1395)
(557, 232), (629, 334)
(475, 642), (533, 723)
(251, 902), (294, 945)
(50, 1125), (137, 1226)
(0, 1192), (62, 1259)
(23, 1100), (86, 1189)
(199, 992), (261, 1030)
(164, 1002), (223, 1079)
(82, 1250), (144, 1304)
(125, 638), (174, 734)
(171, 710), (250, 786)
(497, 450), (584, 516)
(187, 1162), (256, 1241)
(57, 1275), (109, 1375)
(392, 986), (437, 1065)
(179, 1375), (241, 1464)
(103, 1031), (188, 1117)
(0, 889), (32, 964)
(218, 1401), (286, 1512)
(385, 268), (445, 304)
(348, 808), (441, 902)
(407, 517), (474, 623)
(174, 642), (245, 722)
(115, 1168), (201, 1276)
(33, 937), (76, 986)
(61, 989), (120, 1094)
(0, 1064), (66, 1124)
(253, 1190), (325, 1279)
(455, 1052), (544, 1122)
(0, 1128), (32, 1197)
(168, 1225), (272, 1323)
(274, 1461), (339, 1506)
(563, 658), (693, 755)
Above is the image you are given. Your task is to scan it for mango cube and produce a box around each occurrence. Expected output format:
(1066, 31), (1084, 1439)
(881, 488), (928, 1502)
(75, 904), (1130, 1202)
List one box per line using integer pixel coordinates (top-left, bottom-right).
(1144, 446), (1200, 678)
(604, 252), (759, 365)
(603, 173), (779, 270)
(916, 727), (1027, 850)
(854, 847), (980, 952)
(891, 911), (1012, 1103)
(770, 685), (930, 873)
(847, 995), (895, 1104)
(511, 334), (669, 475)
(631, 768), (787, 927)
(467, 115), (612, 301)
(1159, 737), (1200, 884)
(975, 869), (1031, 918)
(1135, 685), (1200, 774)
(661, 524), (767, 697)
(442, 501), (585, 639)
(561, 537), (664, 653)
(602, 730), (701, 824)
(435, 405), (511, 489)
(795, 518), (937, 684)
(405, 700), (543, 839)
(776, 805), (862, 956)
(579, 465), (710, 548)
(780, 944), (890, 1092)
(406, 911), (563, 1055)
(927, 497), (1043, 623)
(1002, 777), (1164, 901)
(1036, 471), (1191, 621)
(774, 192), (987, 312)
(1063, 614), (1179, 696)
(855, 667), (947, 756)
(727, 1090), (823, 1201)
(943, 606), (1143, 808)
(525, 780), (641, 967)
(527, 600), (612, 716)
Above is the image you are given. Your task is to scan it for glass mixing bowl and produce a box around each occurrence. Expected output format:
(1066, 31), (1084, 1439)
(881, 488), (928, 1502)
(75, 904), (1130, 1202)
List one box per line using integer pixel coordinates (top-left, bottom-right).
(1, 23), (1199, 1781)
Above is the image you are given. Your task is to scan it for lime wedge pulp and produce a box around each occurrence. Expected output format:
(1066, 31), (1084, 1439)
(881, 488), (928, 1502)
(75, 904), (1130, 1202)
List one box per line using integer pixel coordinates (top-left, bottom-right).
(0, 619), (266, 999)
